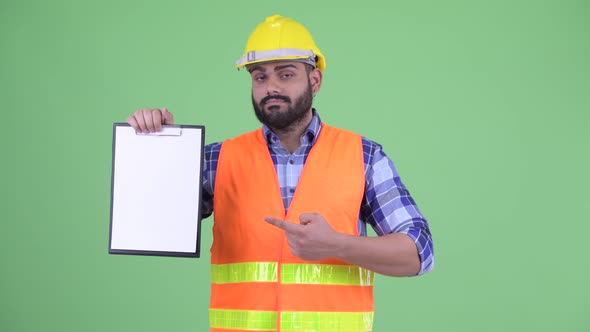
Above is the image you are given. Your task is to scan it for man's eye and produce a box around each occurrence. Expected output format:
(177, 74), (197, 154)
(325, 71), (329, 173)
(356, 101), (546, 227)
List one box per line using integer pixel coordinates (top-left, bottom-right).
(254, 76), (266, 81)
(281, 73), (293, 79)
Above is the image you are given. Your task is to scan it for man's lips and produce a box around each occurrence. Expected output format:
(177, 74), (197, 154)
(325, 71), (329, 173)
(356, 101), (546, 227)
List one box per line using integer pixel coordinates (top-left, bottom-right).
(265, 99), (287, 106)
(261, 94), (291, 107)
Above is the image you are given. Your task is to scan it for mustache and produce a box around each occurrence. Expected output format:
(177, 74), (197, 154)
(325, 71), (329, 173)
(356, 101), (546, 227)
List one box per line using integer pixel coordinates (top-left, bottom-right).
(261, 95), (291, 106)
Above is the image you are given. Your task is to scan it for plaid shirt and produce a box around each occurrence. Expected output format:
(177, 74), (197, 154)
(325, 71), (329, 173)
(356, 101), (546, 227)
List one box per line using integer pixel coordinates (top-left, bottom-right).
(201, 111), (434, 275)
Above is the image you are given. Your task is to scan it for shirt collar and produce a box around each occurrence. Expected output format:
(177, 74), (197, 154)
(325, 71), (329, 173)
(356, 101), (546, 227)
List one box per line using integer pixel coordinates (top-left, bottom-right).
(262, 109), (323, 146)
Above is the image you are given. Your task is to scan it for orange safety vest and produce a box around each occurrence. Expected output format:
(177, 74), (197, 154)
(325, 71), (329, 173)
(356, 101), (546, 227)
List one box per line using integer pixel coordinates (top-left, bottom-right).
(211, 124), (374, 332)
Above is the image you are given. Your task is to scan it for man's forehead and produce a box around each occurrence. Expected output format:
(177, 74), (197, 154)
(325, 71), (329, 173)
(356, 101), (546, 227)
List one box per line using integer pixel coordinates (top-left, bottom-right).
(247, 61), (305, 73)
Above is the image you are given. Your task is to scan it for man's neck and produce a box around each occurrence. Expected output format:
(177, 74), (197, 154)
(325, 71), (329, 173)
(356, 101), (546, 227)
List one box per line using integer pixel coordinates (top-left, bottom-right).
(271, 110), (313, 154)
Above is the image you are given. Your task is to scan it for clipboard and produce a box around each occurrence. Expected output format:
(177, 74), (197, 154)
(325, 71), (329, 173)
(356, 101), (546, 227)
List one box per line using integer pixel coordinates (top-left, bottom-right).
(109, 123), (205, 258)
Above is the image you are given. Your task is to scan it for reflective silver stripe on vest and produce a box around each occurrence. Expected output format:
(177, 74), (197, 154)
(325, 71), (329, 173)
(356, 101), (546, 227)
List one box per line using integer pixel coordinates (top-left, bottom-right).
(211, 262), (374, 286)
(210, 309), (374, 331)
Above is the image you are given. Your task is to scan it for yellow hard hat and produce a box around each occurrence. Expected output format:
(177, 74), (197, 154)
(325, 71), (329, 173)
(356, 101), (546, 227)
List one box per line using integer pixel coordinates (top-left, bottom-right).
(236, 14), (326, 71)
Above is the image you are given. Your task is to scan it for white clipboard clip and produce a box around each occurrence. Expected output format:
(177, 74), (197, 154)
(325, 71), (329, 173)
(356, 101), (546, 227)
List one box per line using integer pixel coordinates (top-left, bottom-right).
(135, 126), (182, 136)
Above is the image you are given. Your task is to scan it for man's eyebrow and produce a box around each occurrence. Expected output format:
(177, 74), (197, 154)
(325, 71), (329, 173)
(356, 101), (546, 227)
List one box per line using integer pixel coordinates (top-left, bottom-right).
(249, 63), (298, 73)
(274, 64), (298, 71)
(248, 65), (265, 73)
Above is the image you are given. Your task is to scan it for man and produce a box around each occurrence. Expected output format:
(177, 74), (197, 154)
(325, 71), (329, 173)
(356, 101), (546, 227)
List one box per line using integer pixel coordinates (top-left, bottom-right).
(127, 14), (433, 332)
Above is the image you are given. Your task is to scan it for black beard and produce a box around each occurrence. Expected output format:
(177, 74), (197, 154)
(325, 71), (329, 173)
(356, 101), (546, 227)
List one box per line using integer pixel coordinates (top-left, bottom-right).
(252, 83), (313, 132)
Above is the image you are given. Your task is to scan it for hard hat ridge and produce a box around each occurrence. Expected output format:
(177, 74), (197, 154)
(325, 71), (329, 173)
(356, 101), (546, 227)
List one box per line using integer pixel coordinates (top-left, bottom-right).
(236, 14), (326, 71)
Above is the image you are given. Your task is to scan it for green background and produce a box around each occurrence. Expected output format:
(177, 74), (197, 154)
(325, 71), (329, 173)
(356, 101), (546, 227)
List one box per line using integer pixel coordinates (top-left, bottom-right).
(1, 0), (589, 331)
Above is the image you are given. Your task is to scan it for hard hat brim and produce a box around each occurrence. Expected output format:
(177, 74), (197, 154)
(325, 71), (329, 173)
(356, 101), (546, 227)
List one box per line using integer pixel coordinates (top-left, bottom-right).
(236, 48), (325, 71)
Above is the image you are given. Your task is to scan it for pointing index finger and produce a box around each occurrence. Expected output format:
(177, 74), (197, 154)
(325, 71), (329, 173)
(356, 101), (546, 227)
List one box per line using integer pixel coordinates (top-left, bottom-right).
(265, 217), (299, 232)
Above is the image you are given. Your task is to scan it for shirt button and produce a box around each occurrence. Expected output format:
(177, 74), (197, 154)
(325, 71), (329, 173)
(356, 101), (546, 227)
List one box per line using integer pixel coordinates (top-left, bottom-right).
(289, 188), (295, 193)
(288, 159), (294, 164)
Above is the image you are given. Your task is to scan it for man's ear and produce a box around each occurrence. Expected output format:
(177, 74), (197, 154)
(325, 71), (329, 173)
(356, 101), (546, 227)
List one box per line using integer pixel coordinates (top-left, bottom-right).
(310, 68), (323, 95)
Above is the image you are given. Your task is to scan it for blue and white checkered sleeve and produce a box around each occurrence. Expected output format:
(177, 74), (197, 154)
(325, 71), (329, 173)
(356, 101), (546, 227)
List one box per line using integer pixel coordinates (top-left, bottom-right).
(201, 142), (222, 219)
(360, 138), (434, 275)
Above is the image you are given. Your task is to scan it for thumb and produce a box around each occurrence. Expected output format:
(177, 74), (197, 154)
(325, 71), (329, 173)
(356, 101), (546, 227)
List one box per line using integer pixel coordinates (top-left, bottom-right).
(162, 107), (174, 125)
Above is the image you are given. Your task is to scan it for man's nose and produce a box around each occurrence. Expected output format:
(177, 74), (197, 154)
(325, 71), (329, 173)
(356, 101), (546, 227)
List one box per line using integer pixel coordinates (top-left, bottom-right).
(266, 77), (281, 95)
